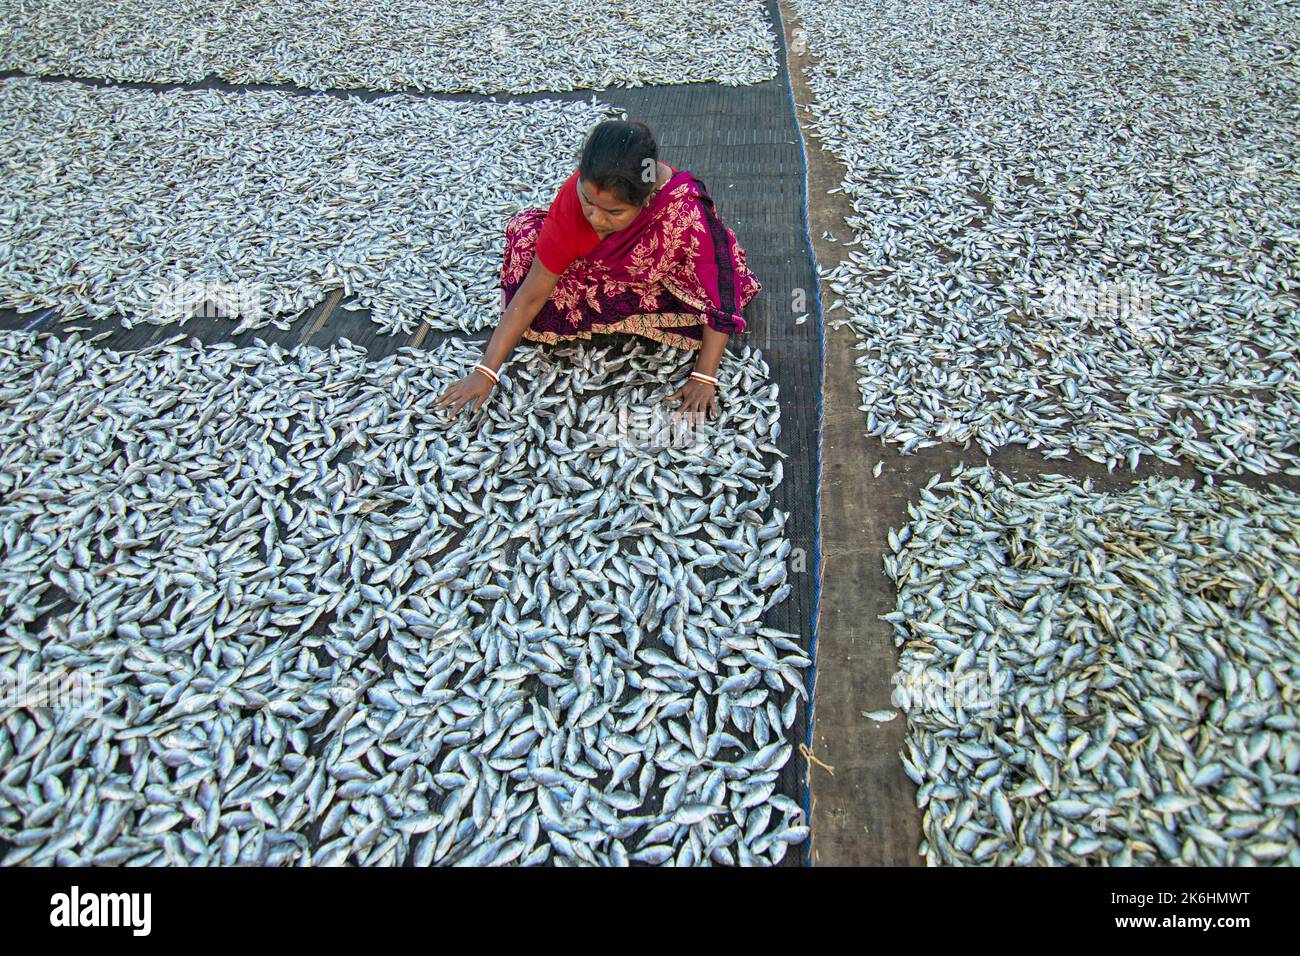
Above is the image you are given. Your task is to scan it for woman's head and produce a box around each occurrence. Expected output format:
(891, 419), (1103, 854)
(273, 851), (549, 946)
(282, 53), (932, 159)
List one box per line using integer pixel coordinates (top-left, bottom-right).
(577, 119), (659, 234)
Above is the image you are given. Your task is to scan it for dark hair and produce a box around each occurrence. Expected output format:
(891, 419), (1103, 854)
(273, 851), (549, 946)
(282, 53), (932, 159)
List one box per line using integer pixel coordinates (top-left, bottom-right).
(578, 119), (659, 207)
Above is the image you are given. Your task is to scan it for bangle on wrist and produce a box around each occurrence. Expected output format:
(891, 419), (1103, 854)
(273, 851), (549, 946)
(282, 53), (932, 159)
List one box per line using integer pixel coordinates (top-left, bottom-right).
(474, 363), (499, 386)
(689, 371), (720, 388)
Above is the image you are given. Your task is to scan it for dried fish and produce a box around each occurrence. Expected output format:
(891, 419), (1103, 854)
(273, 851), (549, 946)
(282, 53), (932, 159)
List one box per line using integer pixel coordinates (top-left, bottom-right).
(0, 76), (615, 337)
(792, 0), (1300, 477)
(0, 0), (778, 93)
(0, 328), (811, 866)
(884, 463), (1300, 866)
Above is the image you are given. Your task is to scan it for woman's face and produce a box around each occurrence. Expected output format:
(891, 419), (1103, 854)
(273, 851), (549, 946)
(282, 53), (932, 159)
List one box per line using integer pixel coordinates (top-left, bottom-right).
(577, 177), (643, 236)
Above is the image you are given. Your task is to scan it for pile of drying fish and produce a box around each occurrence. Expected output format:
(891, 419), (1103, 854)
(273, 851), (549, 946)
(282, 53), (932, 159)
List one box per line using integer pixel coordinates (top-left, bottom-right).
(0, 328), (809, 866)
(0, 0), (777, 93)
(792, 0), (1300, 476)
(883, 464), (1300, 866)
(0, 76), (614, 336)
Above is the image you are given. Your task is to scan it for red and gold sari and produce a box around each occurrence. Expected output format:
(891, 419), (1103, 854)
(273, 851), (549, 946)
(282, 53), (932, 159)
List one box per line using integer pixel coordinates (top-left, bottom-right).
(501, 171), (761, 351)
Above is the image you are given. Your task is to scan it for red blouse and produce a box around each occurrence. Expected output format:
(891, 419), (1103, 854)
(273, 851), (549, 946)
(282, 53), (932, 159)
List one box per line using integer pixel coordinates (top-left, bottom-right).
(534, 164), (676, 275)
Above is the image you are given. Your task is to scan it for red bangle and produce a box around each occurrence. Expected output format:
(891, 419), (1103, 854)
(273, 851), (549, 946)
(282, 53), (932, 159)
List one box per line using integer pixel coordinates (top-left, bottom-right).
(474, 363), (499, 386)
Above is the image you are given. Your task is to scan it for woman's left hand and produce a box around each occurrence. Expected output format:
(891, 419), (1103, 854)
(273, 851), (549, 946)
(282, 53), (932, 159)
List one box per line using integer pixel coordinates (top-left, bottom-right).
(665, 378), (719, 422)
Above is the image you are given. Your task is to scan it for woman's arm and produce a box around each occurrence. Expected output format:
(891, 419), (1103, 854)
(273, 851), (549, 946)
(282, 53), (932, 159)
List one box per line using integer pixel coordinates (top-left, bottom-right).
(666, 325), (727, 421)
(436, 257), (560, 416)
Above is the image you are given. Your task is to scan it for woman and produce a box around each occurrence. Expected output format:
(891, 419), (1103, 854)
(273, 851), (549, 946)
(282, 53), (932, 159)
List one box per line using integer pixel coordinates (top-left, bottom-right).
(436, 119), (761, 422)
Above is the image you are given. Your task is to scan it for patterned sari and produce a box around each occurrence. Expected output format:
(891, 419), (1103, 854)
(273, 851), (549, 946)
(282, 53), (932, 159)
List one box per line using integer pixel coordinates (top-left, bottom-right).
(500, 171), (761, 351)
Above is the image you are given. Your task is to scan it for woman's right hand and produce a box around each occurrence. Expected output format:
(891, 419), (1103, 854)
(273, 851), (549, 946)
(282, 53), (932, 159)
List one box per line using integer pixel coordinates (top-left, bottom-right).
(436, 371), (494, 417)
